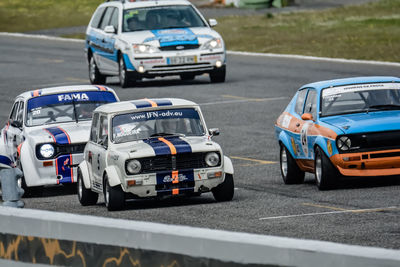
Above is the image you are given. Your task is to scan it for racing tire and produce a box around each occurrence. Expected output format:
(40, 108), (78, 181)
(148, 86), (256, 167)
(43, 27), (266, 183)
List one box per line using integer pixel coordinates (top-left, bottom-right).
(103, 174), (125, 211)
(77, 169), (98, 206)
(19, 174), (43, 198)
(209, 66), (226, 83)
(89, 56), (106, 84)
(314, 147), (338, 190)
(119, 56), (135, 88)
(280, 144), (305, 184)
(180, 74), (195, 81)
(212, 174), (234, 202)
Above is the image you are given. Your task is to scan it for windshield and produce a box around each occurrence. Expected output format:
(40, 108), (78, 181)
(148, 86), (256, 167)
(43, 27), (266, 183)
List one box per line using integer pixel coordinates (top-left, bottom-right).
(112, 108), (205, 143)
(321, 83), (400, 117)
(26, 91), (117, 127)
(122, 5), (206, 32)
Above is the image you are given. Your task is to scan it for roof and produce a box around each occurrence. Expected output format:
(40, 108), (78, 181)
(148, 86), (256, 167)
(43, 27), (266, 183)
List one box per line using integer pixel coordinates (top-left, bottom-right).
(95, 98), (198, 114)
(16, 85), (117, 100)
(300, 76), (400, 92)
(102, 0), (192, 8)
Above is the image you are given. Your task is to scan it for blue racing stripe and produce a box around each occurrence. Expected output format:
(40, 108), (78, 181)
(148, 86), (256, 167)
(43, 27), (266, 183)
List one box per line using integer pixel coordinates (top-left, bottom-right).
(153, 99), (172, 106)
(131, 100), (153, 108)
(165, 136), (192, 154)
(143, 138), (171, 155)
(45, 127), (70, 145)
(56, 154), (73, 183)
(0, 155), (12, 167)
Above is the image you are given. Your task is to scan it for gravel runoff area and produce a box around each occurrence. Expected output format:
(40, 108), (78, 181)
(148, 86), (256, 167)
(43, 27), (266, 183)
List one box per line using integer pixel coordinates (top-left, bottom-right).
(26, 0), (380, 37)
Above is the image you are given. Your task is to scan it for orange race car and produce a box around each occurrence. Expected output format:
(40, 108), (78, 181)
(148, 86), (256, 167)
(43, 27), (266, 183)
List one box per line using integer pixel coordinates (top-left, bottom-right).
(275, 76), (400, 190)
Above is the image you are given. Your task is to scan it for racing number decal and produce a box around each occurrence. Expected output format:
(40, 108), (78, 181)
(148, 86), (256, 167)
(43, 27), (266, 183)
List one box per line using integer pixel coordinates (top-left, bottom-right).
(300, 122), (311, 157)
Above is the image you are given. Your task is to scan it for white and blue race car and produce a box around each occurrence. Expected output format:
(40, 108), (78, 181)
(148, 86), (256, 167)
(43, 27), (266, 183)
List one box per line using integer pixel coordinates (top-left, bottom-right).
(0, 85), (119, 195)
(85, 0), (226, 87)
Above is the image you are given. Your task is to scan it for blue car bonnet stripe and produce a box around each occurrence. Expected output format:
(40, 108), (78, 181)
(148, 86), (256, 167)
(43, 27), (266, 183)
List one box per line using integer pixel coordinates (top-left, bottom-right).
(144, 136), (192, 156)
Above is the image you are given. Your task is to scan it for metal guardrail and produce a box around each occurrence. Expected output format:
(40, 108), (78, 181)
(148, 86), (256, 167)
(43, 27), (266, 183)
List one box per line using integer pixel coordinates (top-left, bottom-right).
(0, 207), (399, 266)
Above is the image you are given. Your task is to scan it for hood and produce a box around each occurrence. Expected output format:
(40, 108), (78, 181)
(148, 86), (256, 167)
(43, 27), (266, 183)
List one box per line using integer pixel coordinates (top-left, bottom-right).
(26, 122), (91, 144)
(116, 136), (220, 158)
(320, 111), (400, 135)
(121, 27), (220, 47)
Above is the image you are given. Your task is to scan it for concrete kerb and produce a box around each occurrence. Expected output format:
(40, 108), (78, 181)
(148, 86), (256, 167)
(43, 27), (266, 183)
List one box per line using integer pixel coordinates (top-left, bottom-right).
(1, 32), (400, 67)
(0, 207), (400, 266)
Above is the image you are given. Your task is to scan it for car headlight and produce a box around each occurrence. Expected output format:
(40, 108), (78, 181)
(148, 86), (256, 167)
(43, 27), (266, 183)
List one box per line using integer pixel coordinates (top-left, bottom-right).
(205, 152), (220, 167)
(40, 144), (55, 158)
(337, 136), (351, 151)
(201, 38), (223, 50)
(133, 44), (159, 54)
(126, 159), (142, 175)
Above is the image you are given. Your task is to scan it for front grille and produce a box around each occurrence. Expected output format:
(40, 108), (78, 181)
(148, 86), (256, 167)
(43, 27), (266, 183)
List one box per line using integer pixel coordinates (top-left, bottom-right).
(138, 152), (220, 173)
(338, 130), (400, 153)
(156, 181), (195, 191)
(159, 44), (200, 51)
(36, 143), (86, 160)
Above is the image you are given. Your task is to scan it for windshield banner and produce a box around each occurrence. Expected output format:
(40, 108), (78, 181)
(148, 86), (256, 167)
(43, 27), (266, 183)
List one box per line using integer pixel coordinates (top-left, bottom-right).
(27, 91), (117, 111)
(322, 83), (400, 98)
(114, 108), (200, 125)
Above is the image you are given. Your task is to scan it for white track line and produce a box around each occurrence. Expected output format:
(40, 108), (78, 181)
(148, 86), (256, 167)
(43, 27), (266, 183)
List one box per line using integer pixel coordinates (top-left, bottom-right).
(1, 32), (400, 67)
(259, 206), (398, 220)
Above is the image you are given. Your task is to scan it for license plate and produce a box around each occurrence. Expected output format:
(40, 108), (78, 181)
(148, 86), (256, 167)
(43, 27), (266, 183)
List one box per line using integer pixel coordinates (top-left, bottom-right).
(168, 56), (197, 65)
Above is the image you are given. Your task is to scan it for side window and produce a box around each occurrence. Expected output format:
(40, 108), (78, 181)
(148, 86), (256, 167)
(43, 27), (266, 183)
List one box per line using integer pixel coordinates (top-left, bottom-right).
(90, 113), (100, 143)
(90, 7), (106, 28)
(99, 115), (109, 143)
(304, 90), (317, 119)
(109, 7), (119, 31)
(16, 101), (24, 123)
(9, 102), (20, 121)
(295, 89), (308, 115)
(99, 7), (114, 30)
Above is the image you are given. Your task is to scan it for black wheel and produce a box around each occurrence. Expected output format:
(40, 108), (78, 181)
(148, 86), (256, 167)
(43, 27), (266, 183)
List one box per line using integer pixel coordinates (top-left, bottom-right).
(209, 66), (226, 83)
(180, 74), (195, 81)
(212, 174), (234, 202)
(119, 56), (134, 88)
(19, 175), (43, 198)
(88, 56), (106, 84)
(77, 168), (98, 206)
(314, 147), (338, 190)
(280, 144), (305, 184)
(103, 174), (125, 211)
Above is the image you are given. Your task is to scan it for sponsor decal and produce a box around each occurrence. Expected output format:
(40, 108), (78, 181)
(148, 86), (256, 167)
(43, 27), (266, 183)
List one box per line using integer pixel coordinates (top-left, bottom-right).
(148, 28), (199, 47)
(163, 173), (188, 183)
(327, 139), (333, 155)
(300, 122), (311, 157)
(282, 115), (292, 129)
(291, 137), (297, 155)
(58, 93), (89, 102)
(322, 83), (400, 98)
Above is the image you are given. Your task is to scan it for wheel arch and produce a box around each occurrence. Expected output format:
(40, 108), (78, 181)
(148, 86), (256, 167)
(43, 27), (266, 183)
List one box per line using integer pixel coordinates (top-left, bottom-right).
(78, 161), (91, 189)
(223, 156), (234, 175)
(103, 166), (122, 188)
(278, 131), (296, 159)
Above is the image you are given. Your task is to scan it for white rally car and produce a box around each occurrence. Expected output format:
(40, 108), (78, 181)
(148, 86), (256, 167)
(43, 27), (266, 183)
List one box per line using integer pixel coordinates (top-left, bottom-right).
(78, 98), (234, 210)
(85, 0), (226, 87)
(0, 85), (119, 196)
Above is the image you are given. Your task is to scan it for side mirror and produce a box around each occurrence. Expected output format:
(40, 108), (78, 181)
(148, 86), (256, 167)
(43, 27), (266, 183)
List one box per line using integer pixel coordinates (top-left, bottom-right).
(104, 25), (116, 34)
(99, 135), (108, 148)
(10, 120), (22, 129)
(301, 113), (314, 121)
(208, 19), (218, 27)
(209, 128), (220, 136)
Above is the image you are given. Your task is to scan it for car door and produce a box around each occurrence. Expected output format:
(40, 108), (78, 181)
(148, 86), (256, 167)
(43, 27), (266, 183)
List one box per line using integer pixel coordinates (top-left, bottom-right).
(91, 114), (109, 189)
(299, 89), (317, 160)
(96, 7), (118, 74)
(86, 113), (100, 188)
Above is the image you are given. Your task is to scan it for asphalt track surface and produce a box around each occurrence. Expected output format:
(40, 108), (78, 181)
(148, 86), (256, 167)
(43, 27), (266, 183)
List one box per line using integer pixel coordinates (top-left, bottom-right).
(1, 34), (400, 250)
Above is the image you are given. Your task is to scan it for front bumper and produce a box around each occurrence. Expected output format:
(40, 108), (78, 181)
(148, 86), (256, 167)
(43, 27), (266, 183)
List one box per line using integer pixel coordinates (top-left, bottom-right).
(121, 167), (225, 198)
(125, 49), (225, 78)
(330, 148), (400, 177)
(23, 153), (83, 186)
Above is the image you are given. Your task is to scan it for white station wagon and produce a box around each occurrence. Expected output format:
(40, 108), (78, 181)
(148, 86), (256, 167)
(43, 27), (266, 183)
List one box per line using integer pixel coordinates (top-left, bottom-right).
(85, 0), (226, 87)
(77, 98), (234, 210)
(0, 85), (119, 196)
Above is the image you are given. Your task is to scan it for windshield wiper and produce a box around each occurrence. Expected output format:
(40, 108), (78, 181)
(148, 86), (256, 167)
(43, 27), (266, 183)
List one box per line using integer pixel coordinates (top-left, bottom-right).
(72, 100), (78, 123)
(367, 104), (400, 113)
(149, 132), (185, 138)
